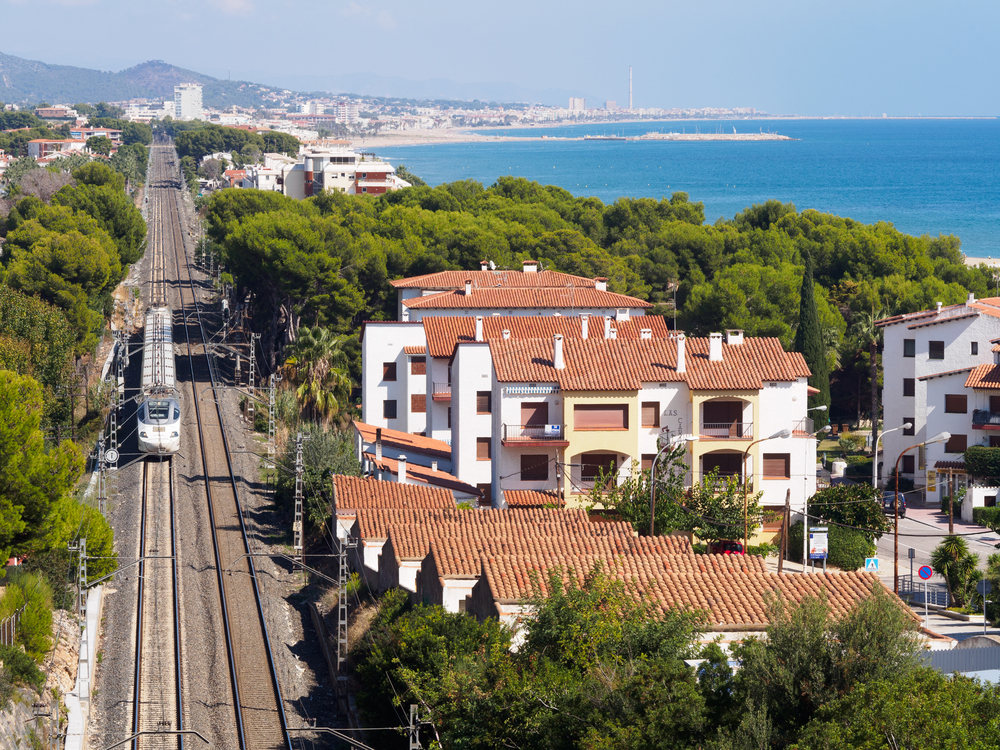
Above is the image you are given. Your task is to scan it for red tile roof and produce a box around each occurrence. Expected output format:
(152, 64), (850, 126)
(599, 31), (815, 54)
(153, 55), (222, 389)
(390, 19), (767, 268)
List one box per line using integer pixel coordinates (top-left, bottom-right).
(422, 315), (672, 358)
(490, 337), (810, 391)
(353, 507), (595, 540)
(403, 346), (426, 355)
(391, 269), (598, 290)
(332, 475), (455, 512)
(352, 420), (451, 460)
(876, 298), (1000, 329)
(367, 454), (481, 497)
(402, 287), (652, 311)
(503, 489), (565, 508)
(965, 364), (1000, 390)
(917, 366), (975, 382)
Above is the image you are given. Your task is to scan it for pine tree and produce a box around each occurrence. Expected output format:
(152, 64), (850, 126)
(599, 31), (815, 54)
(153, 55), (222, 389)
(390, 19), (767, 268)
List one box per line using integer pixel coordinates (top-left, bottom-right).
(794, 252), (830, 426)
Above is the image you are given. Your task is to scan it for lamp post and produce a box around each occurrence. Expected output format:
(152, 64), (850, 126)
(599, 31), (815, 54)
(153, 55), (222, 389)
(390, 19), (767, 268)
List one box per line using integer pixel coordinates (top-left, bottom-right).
(893, 430), (951, 592)
(743, 428), (792, 550)
(648, 433), (698, 536)
(873, 422), (914, 489)
(803, 423), (832, 572)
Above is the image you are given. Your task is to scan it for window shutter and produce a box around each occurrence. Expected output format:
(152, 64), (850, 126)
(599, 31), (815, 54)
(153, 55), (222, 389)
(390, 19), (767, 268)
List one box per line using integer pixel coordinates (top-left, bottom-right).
(383, 362), (397, 381)
(520, 401), (549, 426)
(574, 404), (628, 429)
(383, 400), (397, 419)
(901, 455), (915, 473)
(411, 394), (426, 413)
(477, 391), (492, 413)
(641, 402), (660, 428)
(520, 455), (548, 481)
(945, 434), (968, 454)
(903, 378), (915, 397)
(929, 341), (945, 359)
(944, 394), (967, 413)
(762, 453), (790, 479)
(410, 357), (426, 375)
(477, 438), (491, 460)
(641, 454), (656, 471)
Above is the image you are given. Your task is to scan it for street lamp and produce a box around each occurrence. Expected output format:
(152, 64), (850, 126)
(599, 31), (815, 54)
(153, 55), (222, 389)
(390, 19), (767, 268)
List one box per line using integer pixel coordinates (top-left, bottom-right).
(648, 433), (698, 536)
(803, 424), (832, 572)
(873, 422), (914, 489)
(893, 430), (951, 592)
(743, 428), (792, 549)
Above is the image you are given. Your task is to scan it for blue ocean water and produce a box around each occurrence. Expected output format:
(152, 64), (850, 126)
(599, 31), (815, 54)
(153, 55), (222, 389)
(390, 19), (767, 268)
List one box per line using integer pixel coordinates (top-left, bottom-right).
(380, 119), (1000, 259)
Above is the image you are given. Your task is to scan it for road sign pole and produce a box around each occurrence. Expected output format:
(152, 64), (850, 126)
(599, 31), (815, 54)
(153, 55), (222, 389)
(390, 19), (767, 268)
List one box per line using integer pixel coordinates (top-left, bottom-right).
(925, 581), (928, 626)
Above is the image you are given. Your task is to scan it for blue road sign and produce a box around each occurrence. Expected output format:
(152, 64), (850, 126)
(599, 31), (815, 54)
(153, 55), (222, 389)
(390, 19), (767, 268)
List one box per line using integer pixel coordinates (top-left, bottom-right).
(865, 557), (879, 572)
(919, 565), (933, 580)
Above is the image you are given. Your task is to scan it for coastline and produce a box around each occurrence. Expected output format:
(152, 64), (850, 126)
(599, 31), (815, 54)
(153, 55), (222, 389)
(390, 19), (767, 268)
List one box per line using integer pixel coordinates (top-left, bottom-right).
(965, 256), (1000, 268)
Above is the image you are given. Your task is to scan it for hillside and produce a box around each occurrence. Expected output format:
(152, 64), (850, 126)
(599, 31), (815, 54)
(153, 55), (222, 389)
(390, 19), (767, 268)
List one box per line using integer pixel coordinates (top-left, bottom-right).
(0, 52), (314, 108)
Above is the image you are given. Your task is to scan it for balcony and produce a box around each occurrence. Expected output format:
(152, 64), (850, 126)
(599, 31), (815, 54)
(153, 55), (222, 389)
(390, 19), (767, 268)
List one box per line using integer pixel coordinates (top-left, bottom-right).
(501, 424), (569, 448)
(432, 382), (451, 401)
(973, 409), (1000, 430)
(701, 422), (753, 439)
(792, 417), (815, 437)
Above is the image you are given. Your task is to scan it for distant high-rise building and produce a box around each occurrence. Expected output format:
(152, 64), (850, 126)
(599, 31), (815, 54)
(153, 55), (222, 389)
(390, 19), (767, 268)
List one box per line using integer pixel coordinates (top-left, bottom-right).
(568, 97), (586, 111)
(174, 83), (204, 121)
(605, 101), (616, 110)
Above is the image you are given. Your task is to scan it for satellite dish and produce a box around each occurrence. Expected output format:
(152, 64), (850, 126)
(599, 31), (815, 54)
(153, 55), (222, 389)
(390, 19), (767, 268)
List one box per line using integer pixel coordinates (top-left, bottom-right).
(489, 260), (496, 270)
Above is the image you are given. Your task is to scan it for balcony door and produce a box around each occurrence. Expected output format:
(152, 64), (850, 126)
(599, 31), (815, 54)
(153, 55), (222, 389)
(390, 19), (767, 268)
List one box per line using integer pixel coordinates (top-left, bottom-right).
(703, 400), (744, 438)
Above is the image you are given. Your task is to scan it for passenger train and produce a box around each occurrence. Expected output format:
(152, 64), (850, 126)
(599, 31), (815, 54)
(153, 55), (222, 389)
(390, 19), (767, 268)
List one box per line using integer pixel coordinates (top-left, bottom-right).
(137, 306), (181, 454)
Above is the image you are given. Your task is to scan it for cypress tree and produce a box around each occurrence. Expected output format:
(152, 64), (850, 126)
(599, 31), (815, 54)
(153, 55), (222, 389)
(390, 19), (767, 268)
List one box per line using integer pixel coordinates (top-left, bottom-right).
(794, 252), (830, 426)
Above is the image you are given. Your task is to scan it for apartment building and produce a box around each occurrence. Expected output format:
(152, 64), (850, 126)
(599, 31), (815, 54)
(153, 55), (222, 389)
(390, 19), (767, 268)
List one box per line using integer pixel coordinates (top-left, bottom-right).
(26, 138), (87, 159)
(174, 83), (204, 121)
(878, 295), (1000, 494)
(241, 146), (410, 198)
(70, 127), (122, 143)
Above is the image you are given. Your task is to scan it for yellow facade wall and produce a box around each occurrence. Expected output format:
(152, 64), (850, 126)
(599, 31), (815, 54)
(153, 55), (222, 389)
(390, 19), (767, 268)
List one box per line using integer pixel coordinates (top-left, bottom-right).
(690, 390), (761, 484)
(562, 390), (639, 507)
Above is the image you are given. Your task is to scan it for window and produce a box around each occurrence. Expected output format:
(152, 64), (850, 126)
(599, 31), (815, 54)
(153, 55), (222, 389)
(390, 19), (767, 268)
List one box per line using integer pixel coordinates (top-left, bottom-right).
(903, 419), (915, 436)
(944, 394), (967, 414)
(929, 341), (945, 360)
(362, 187), (367, 193)
(991, 395), (1000, 413)
(945, 434), (968, 454)
(701, 452), (743, 480)
(411, 394), (426, 414)
(447, 407), (452, 429)
(702, 400), (745, 437)
(574, 404), (628, 430)
(520, 401), (549, 426)
(520, 455), (548, 481)
(581, 453), (617, 484)
(901, 455), (915, 474)
(476, 391), (492, 414)
(903, 378), (915, 397)
(477, 484), (492, 507)
(477, 437), (491, 460)
(641, 453), (656, 471)
(973, 342), (980, 356)
(383, 400), (397, 419)
(382, 362), (397, 381)
(410, 356), (426, 375)
(903, 339), (915, 357)
(762, 453), (791, 479)
(641, 402), (660, 428)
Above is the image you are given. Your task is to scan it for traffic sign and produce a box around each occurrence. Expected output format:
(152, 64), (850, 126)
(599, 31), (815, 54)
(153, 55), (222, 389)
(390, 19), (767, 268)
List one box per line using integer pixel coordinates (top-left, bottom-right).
(865, 557), (879, 572)
(105, 448), (119, 464)
(978, 579), (993, 595)
(918, 565), (933, 580)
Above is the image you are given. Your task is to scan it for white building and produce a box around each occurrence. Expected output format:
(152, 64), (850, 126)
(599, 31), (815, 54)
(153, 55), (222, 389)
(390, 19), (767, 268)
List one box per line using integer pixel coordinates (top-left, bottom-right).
(241, 146), (409, 199)
(174, 83), (204, 121)
(878, 295), (1000, 497)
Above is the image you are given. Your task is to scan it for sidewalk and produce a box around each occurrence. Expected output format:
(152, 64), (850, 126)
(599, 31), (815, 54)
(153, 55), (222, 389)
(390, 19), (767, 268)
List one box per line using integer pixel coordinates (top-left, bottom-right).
(905, 505), (1000, 545)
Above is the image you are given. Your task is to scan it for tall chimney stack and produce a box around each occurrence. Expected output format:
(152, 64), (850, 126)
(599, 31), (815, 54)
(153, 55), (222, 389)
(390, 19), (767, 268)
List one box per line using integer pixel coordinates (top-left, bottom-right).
(397, 455), (407, 484)
(553, 334), (565, 370)
(475, 316), (484, 342)
(676, 334), (686, 373)
(709, 332), (723, 362)
(580, 313), (589, 340)
(375, 428), (382, 460)
(603, 316), (612, 339)
(465, 279), (472, 296)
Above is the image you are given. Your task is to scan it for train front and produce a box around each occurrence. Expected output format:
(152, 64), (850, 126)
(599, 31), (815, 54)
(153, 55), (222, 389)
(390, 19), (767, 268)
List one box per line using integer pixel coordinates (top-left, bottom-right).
(138, 397), (181, 454)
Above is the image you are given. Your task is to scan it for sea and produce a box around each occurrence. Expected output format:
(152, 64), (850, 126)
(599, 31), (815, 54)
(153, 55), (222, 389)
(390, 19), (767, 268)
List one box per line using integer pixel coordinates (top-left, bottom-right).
(379, 118), (1000, 260)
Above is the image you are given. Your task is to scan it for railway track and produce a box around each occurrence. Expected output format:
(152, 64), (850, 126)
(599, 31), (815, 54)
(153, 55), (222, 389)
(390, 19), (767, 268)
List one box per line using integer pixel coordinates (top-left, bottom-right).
(147, 143), (290, 750)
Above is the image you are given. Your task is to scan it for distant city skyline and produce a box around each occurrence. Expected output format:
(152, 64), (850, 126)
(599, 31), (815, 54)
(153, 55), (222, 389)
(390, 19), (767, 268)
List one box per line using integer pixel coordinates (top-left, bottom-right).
(1, 0), (997, 115)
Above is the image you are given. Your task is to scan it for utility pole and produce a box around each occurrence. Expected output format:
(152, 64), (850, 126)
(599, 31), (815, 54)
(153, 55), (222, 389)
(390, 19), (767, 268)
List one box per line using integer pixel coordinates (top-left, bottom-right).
(294, 432), (309, 567)
(337, 536), (358, 673)
(70, 539), (89, 703)
(97, 435), (107, 516)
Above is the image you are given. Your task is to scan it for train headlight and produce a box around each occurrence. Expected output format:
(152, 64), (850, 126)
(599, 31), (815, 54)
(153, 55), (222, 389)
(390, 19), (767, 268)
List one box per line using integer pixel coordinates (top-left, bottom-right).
(139, 431), (148, 438)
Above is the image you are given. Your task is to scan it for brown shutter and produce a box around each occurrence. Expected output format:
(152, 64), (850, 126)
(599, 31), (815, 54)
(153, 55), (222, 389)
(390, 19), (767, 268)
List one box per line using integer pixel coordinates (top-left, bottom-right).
(574, 404), (628, 429)
(477, 437), (491, 460)
(641, 454), (656, 471)
(520, 455), (549, 481)
(991, 396), (1000, 413)
(762, 453), (790, 479)
(945, 394), (967, 413)
(641, 402), (660, 428)
(929, 341), (945, 359)
(903, 419), (915, 436)
(410, 356), (426, 375)
(383, 362), (397, 381)
(581, 453), (618, 481)
(903, 378), (915, 397)
(383, 400), (397, 419)
(945, 434), (968, 454)
(477, 391), (492, 413)
(901, 455), (915, 473)
(520, 401), (549, 426)
(411, 394), (426, 413)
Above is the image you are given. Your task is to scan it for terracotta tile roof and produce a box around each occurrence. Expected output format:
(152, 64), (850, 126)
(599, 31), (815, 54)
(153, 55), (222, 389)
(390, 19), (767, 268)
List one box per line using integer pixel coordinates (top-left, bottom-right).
(503, 489), (565, 508)
(354, 507), (597, 540)
(876, 298), (1000, 329)
(390, 269), (598, 290)
(965, 364), (1000, 390)
(367, 454), (481, 497)
(917, 366), (975, 382)
(992, 344), (1000, 353)
(490, 337), (810, 391)
(402, 287), (652, 311)
(934, 460), (966, 471)
(422, 315), (672, 358)
(352, 420), (451, 460)
(332, 475), (455, 513)
(403, 346), (426, 355)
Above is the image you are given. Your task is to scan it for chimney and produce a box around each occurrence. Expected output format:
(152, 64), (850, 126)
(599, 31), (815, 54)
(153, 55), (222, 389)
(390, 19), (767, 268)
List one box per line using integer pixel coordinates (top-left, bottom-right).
(609, 328), (618, 340)
(969, 292), (977, 304)
(553, 334), (565, 369)
(709, 332), (723, 362)
(475, 316), (484, 342)
(725, 329), (744, 345)
(397, 455), (407, 484)
(594, 277), (608, 291)
(640, 328), (652, 340)
(581, 313), (589, 340)
(480, 260), (489, 271)
(936, 301), (943, 313)
(676, 334), (686, 373)
(431, 459), (438, 472)
(502, 329), (511, 340)
(603, 316), (612, 339)
(375, 428), (382, 460)
(465, 279), (473, 296)
(522, 259), (538, 273)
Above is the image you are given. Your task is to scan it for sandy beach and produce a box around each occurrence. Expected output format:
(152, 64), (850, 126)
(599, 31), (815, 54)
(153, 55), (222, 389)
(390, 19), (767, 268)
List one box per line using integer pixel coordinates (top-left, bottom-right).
(965, 256), (1000, 268)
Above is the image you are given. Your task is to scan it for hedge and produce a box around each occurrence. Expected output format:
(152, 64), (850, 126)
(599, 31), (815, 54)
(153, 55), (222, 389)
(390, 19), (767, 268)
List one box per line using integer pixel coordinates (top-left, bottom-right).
(787, 521), (874, 571)
(964, 446), (1000, 479)
(972, 506), (1000, 530)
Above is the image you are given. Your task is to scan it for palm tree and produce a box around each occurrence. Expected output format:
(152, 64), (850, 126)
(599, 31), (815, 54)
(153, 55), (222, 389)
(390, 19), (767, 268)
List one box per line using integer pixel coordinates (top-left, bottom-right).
(281, 326), (353, 425)
(931, 535), (979, 608)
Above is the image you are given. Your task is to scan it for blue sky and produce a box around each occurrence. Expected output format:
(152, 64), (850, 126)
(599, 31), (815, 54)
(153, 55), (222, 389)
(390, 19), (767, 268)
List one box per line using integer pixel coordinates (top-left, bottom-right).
(2, 0), (997, 114)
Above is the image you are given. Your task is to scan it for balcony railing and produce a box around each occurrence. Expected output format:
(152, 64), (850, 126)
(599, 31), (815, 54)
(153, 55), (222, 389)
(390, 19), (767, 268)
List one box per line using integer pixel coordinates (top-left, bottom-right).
(701, 422), (753, 439)
(502, 424), (566, 443)
(432, 382), (451, 400)
(973, 409), (1000, 429)
(792, 417), (815, 436)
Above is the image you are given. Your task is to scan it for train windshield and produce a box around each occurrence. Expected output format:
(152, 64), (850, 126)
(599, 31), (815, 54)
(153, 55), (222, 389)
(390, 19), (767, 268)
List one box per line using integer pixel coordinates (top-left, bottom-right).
(148, 401), (171, 421)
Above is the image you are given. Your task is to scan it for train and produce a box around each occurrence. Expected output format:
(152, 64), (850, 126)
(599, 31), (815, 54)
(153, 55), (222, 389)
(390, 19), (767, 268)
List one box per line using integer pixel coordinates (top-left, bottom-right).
(137, 306), (181, 454)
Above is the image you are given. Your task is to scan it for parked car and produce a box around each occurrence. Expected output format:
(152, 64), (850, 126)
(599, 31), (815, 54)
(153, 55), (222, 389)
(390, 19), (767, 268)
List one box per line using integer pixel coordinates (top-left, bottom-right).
(708, 540), (745, 555)
(883, 491), (907, 518)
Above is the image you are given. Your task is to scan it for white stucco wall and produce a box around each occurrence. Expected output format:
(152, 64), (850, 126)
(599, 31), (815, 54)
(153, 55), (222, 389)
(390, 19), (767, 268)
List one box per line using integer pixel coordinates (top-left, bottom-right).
(451, 343), (494, 490)
(360, 322), (426, 429)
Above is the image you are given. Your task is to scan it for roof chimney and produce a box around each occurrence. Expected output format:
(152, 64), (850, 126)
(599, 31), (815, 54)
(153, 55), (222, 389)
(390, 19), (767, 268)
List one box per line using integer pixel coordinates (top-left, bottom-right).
(580, 313), (589, 340)
(640, 328), (652, 340)
(465, 279), (473, 296)
(480, 260), (489, 271)
(553, 334), (565, 370)
(936, 301), (943, 313)
(397, 454), (407, 484)
(725, 329), (744, 345)
(969, 292), (977, 304)
(676, 333), (686, 373)
(475, 316), (484, 342)
(522, 259), (538, 273)
(603, 316), (612, 339)
(502, 329), (510, 340)
(594, 277), (608, 291)
(375, 428), (382, 460)
(609, 328), (618, 340)
(431, 459), (438, 472)
(709, 332), (724, 362)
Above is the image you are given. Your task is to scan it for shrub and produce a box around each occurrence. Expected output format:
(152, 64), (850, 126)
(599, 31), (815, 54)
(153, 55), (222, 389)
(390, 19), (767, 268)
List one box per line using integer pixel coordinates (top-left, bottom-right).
(0, 644), (45, 692)
(0, 571), (53, 661)
(786, 521), (874, 570)
(973, 506), (1000, 530)
(964, 446), (1000, 480)
(838, 433), (867, 453)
